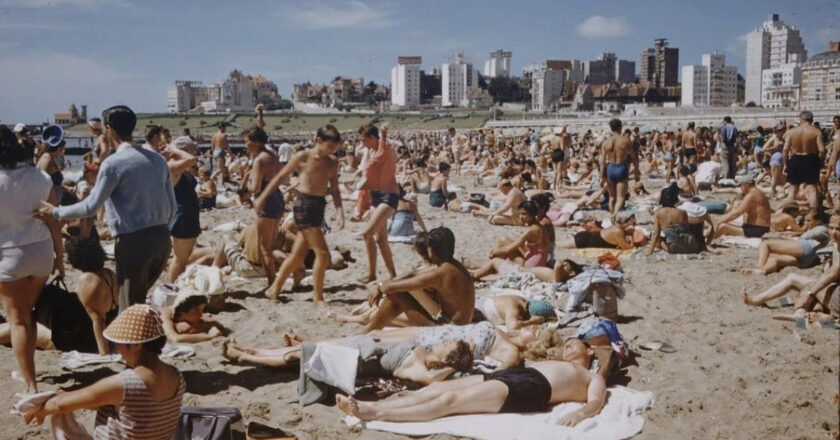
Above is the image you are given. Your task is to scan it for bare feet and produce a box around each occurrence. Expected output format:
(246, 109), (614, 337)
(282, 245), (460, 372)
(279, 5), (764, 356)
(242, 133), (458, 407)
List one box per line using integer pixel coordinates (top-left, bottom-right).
(265, 285), (281, 301)
(739, 268), (762, 275)
(336, 395), (375, 420)
(221, 340), (242, 362)
(357, 274), (376, 284)
(740, 287), (758, 306)
(282, 328), (302, 347)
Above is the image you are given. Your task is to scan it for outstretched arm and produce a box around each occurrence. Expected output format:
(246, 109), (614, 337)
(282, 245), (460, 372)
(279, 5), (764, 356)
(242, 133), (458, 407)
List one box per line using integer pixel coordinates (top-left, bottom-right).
(558, 373), (607, 427)
(254, 152), (303, 210)
(25, 375), (124, 425)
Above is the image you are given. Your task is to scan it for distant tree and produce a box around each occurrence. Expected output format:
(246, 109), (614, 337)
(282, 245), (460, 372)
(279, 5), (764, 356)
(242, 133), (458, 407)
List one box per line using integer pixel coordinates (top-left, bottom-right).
(487, 77), (530, 103)
(478, 74), (488, 90)
(745, 101), (757, 108)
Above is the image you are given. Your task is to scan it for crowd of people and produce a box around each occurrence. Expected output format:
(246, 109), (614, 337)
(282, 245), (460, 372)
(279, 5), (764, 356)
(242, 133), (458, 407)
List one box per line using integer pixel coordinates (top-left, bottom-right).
(1, 104), (838, 438)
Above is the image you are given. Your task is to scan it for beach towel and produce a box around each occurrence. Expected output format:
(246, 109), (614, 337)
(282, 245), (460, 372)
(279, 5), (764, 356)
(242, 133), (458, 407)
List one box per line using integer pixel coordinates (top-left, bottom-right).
(490, 270), (562, 301)
(387, 234), (415, 244)
(59, 351), (122, 370)
(631, 248), (705, 261)
(212, 220), (246, 232)
(719, 236), (762, 248)
(565, 268), (625, 312)
(12, 391), (92, 439)
(574, 248), (633, 260)
(176, 265), (225, 296)
(344, 386), (653, 440)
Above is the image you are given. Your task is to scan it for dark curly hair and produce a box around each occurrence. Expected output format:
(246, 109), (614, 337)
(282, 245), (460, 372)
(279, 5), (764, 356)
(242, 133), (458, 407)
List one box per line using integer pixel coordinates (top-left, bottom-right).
(174, 294), (208, 319)
(0, 125), (32, 169)
(428, 227), (456, 261)
(66, 236), (106, 272)
(243, 126), (268, 144)
(427, 340), (473, 373)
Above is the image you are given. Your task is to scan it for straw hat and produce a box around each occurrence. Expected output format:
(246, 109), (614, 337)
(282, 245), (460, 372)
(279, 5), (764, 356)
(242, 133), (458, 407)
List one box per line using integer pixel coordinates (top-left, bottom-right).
(103, 305), (164, 344)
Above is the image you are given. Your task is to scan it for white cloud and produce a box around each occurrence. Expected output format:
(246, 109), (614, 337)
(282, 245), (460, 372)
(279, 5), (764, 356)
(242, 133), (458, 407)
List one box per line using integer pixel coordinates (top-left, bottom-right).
(726, 33), (749, 54)
(0, 0), (125, 7)
(280, 1), (397, 30)
(0, 52), (152, 122)
(575, 15), (632, 39)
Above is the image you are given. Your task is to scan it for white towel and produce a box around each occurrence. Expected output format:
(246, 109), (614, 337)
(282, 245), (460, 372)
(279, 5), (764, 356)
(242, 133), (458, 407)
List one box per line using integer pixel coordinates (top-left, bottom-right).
(719, 236), (762, 248)
(59, 351), (122, 370)
(388, 235), (416, 244)
(344, 386), (653, 440)
(304, 343), (360, 395)
(161, 344), (196, 359)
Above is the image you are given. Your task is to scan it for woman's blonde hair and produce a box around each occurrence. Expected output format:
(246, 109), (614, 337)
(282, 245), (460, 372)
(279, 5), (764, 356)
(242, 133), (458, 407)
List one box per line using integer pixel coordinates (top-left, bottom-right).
(521, 328), (564, 361)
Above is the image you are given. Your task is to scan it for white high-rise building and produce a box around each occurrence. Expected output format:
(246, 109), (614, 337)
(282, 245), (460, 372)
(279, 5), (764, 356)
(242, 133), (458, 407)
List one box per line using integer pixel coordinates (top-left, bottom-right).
(761, 60), (802, 109)
(442, 54), (478, 107)
(800, 42), (840, 111)
(681, 53), (738, 107)
(745, 14), (807, 105)
(531, 68), (567, 112)
(390, 56), (421, 108)
(484, 50), (512, 78)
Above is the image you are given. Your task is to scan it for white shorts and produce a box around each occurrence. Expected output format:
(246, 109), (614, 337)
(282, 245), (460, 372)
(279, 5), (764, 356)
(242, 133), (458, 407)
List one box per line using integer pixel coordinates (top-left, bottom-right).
(0, 240), (54, 282)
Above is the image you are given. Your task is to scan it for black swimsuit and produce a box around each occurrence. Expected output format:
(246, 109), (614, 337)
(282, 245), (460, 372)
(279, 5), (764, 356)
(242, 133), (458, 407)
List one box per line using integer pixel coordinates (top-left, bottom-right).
(293, 193), (327, 229)
(484, 367), (552, 413)
(573, 230), (615, 248)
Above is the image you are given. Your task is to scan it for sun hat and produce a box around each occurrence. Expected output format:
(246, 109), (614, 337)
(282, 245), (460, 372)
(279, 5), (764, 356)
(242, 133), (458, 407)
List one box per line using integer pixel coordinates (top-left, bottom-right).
(42, 125), (64, 148)
(13, 123), (26, 133)
(103, 305), (164, 344)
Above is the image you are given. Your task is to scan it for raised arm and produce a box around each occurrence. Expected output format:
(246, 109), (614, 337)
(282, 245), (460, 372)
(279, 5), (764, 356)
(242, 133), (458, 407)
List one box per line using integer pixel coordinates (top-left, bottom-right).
(166, 144), (196, 183)
(256, 104), (265, 128)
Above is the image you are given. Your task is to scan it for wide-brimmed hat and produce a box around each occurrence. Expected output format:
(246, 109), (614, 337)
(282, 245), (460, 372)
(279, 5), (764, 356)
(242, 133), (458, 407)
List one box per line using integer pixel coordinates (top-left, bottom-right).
(42, 125), (64, 148)
(103, 305), (164, 344)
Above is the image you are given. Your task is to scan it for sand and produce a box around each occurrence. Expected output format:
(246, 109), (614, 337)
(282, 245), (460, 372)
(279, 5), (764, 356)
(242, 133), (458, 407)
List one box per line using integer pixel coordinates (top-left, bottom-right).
(2, 173), (838, 440)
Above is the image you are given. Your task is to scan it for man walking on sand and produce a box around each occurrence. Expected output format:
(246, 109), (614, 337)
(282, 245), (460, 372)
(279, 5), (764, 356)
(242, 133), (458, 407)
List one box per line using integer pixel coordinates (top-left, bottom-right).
(40, 105), (176, 309)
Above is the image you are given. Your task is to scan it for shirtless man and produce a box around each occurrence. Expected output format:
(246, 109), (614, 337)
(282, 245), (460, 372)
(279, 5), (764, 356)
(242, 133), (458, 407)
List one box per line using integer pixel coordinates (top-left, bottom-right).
(713, 178), (773, 239)
(337, 338), (606, 427)
(783, 111), (825, 215)
(362, 227), (475, 333)
(472, 180), (527, 225)
(551, 127), (573, 189)
(682, 122), (699, 167)
(257, 125), (345, 305)
(828, 116), (840, 183)
(600, 118), (639, 217)
(448, 127), (466, 176)
(243, 127), (284, 288)
(211, 123), (233, 183)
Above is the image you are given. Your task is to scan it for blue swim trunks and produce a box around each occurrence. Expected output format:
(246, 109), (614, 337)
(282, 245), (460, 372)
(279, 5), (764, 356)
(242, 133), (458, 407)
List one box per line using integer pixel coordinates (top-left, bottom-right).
(606, 163), (629, 183)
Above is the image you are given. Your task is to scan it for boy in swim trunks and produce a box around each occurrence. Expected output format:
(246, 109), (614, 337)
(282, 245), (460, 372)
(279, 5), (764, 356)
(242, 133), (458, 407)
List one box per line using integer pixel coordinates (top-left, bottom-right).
(337, 338), (606, 427)
(783, 111), (825, 216)
(713, 177), (773, 240)
(257, 125), (346, 306)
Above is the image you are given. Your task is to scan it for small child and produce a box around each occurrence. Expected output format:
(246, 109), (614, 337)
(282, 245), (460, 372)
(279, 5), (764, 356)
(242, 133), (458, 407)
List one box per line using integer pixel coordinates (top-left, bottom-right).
(197, 166), (217, 211)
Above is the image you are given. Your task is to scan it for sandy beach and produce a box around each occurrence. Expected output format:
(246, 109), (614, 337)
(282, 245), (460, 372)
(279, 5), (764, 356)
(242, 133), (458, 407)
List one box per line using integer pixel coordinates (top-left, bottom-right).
(1, 172), (838, 440)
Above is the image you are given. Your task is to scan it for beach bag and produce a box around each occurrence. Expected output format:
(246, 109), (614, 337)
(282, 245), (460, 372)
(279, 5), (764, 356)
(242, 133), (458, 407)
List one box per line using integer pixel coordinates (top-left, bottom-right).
(468, 193), (490, 208)
(173, 406), (246, 440)
(33, 279), (99, 353)
(585, 271), (619, 320)
(151, 283), (180, 307)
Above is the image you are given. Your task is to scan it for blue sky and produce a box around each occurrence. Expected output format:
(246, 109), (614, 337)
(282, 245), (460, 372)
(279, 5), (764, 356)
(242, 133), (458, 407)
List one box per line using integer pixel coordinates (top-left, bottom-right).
(0, 0), (837, 122)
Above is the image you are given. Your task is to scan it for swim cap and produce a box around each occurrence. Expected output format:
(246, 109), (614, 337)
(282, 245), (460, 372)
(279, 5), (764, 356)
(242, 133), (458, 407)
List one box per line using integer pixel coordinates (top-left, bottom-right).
(527, 300), (555, 319)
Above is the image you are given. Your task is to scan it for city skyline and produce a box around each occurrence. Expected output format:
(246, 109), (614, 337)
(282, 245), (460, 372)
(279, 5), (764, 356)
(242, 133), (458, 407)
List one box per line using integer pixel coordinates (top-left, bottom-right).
(0, 0), (837, 121)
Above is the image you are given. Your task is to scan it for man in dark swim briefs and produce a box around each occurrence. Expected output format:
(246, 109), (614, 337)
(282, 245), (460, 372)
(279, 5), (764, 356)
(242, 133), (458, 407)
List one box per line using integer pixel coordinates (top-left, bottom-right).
(600, 118), (639, 217)
(713, 177), (773, 240)
(783, 111), (825, 217)
(336, 338), (606, 427)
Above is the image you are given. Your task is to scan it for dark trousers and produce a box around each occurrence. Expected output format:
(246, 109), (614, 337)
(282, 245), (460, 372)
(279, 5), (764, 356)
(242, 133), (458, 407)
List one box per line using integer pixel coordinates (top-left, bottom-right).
(114, 224), (172, 309)
(723, 141), (737, 179)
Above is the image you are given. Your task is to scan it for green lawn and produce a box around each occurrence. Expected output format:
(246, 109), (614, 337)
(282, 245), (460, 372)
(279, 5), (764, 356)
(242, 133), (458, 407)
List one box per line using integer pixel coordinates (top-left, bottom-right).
(62, 112), (490, 137)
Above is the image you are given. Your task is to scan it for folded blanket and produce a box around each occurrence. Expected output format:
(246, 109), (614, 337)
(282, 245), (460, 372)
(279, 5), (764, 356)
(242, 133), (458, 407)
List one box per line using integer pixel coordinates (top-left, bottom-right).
(59, 351), (122, 370)
(344, 386), (653, 440)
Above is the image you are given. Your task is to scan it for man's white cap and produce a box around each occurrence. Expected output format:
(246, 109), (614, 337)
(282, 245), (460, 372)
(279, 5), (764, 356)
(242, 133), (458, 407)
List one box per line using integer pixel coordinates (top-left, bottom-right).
(277, 142), (293, 162)
(13, 123), (26, 133)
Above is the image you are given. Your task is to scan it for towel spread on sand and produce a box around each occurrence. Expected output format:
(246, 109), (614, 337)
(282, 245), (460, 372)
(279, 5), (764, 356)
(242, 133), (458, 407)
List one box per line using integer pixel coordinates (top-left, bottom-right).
(59, 351), (122, 370)
(387, 235), (416, 244)
(344, 386), (653, 440)
(719, 236), (762, 248)
(490, 270), (562, 301)
(12, 391), (92, 439)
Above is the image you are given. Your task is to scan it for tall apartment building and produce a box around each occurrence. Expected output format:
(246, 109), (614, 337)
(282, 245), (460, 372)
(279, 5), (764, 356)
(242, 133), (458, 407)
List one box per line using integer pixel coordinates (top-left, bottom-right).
(761, 59), (802, 109)
(442, 54), (478, 107)
(745, 14), (807, 105)
(640, 39), (679, 88)
(800, 42), (840, 111)
(682, 53), (738, 107)
(530, 60), (584, 112)
(585, 53), (636, 85)
(391, 56), (421, 107)
(167, 70), (281, 113)
(484, 50), (512, 78)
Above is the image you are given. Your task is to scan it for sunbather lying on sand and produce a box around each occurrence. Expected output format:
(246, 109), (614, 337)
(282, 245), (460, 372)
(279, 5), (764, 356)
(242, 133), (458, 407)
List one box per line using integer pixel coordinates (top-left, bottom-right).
(336, 339), (606, 427)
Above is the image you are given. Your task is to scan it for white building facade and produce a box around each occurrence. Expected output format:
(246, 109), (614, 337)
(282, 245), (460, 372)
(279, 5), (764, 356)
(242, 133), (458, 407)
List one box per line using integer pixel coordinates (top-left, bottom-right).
(484, 50), (512, 78)
(761, 62), (802, 109)
(682, 54), (738, 107)
(800, 44), (840, 111)
(390, 56), (421, 107)
(531, 68), (567, 112)
(745, 14), (807, 105)
(442, 54), (478, 107)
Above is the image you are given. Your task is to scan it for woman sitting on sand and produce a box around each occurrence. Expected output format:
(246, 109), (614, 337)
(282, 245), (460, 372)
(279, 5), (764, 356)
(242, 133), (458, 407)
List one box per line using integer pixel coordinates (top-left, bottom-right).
(159, 291), (228, 343)
(245, 321), (563, 372)
(23, 305), (185, 439)
(404, 159), (432, 194)
(648, 184), (706, 255)
(740, 211), (830, 275)
(387, 187), (427, 238)
(478, 200), (551, 271)
(557, 212), (637, 250)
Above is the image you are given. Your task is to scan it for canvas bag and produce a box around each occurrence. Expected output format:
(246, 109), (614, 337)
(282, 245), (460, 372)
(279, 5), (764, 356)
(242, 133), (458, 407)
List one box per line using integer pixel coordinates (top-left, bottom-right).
(33, 279), (100, 353)
(585, 270), (619, 320)
(173, 407), (246, 440)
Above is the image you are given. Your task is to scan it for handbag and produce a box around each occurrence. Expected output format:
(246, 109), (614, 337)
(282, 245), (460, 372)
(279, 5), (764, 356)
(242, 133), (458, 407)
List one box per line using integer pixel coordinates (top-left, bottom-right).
(173, 407), (246, 440)
(584, 270), (619, 320)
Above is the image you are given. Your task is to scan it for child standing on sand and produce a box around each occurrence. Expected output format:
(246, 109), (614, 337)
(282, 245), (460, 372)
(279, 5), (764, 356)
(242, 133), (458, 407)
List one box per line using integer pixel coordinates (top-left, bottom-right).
(256, 125), (345, 306)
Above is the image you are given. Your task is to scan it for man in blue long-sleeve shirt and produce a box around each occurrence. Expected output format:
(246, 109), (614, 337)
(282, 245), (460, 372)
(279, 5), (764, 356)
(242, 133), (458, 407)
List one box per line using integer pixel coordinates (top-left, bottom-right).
(40, 105), (176, 309)
(720, 116), (739, 179)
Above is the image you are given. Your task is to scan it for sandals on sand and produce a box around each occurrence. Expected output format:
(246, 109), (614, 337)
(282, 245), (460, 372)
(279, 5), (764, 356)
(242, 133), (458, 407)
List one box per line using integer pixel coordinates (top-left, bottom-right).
(639, 340), (677, 353)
